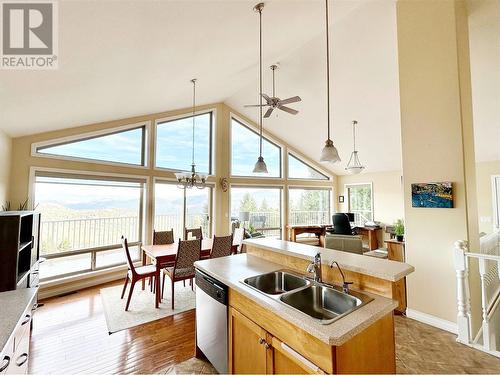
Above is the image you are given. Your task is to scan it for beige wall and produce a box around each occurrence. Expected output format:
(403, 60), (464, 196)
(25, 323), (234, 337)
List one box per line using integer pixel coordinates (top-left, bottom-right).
(397, 0), (480, 325)
(476, 160), (500, 234)
(0, 130), (12, 205)
(8, 102), (336, 243)
(337, 170), (404, 226)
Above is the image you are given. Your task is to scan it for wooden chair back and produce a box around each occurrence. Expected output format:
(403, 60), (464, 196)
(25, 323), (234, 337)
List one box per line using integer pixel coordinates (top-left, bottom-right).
(174, 239), (201, 278)
(121, 236), (137, 276)
(153, 229), (175, 245)
(211, 235), (233, 258)
(185, 226), (203, 240)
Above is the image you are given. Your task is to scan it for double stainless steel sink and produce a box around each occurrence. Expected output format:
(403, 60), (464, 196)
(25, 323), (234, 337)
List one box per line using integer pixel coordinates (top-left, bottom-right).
(242, 270), (373, 325)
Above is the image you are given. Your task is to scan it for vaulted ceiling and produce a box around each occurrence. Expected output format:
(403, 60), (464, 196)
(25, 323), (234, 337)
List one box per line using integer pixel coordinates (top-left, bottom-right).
(1, 0), (495, 174)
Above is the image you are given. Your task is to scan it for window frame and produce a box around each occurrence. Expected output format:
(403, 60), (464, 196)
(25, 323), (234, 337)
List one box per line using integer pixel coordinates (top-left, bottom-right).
(31, 121), (150, 169)
(286, 151), (332, 181)
(229, 114), (284, 180)
(29, 167), (148, 281)
(229, 183), (284, 239)
(154, 109), (215, 176)
(344, 182), (374, 224)
(287, 186), (333, 226)
(152, 177), (215, 239)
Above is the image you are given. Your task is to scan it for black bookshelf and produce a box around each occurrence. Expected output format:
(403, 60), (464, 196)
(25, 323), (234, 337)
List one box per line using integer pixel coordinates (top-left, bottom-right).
(0, 211), (41, 292)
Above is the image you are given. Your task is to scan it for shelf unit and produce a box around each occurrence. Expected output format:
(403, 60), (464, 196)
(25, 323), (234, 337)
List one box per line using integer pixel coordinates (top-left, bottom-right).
(0, 211), (41, 292)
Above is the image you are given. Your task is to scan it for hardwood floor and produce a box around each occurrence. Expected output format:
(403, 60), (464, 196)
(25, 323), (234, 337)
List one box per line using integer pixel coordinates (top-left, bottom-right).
(29, 281), (500, 374)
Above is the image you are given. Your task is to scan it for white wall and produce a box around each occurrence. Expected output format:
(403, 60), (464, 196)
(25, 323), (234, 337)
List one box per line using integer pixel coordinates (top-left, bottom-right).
(0, 130), (11, 205)
(337, 170), (404, 226)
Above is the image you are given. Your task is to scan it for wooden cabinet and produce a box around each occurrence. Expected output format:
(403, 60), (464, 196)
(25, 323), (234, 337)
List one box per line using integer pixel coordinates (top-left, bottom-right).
(0, 294), (36, 375)
(229, 307), (326, 374)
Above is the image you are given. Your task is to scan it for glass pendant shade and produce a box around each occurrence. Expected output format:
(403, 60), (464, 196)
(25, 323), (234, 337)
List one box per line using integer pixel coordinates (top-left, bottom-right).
(253, 156), (268, 173)
(320, 139), (341, 163)
(345, 151), (365, 174)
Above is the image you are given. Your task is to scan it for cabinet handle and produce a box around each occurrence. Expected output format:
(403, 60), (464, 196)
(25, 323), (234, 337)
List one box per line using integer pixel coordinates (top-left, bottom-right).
(258, 337), (265, 345)
(0, 356), (10, 372)
(264, 342), (271, 349)
(21, 314), (31, 325)
(31, 303), (38, 312)
(15, 353), (28, 367)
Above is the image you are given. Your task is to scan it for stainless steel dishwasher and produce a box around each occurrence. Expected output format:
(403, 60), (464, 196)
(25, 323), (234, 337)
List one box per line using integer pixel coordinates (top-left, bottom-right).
(195, 270), (228, 374)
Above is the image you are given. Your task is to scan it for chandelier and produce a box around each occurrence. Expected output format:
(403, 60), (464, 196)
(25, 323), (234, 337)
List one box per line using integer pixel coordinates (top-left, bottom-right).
(175, 79), (207, 189)
(345, 120), (365, 174)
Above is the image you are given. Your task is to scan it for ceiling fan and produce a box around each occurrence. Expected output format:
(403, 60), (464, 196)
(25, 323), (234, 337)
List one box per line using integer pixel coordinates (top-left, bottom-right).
(245, 64), (302, 118)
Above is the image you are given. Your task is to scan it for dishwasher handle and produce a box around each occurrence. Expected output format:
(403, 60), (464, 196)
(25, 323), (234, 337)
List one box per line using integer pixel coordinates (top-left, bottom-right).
(195, 270), (228, 305)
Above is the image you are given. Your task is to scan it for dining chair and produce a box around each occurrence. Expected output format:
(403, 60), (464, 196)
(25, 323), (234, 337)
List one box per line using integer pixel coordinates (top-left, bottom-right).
(162, 239), (201, 309)
(184, 226), (203, 240)
(232, 227), (245, 253)
(120, 236), (157, 311)
(153, 229), (175, 245)
(210, 234), (233, 258)
(151, 229), (176, 289)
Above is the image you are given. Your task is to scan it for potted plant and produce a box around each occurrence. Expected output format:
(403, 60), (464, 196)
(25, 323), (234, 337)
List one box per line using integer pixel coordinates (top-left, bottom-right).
(394, 219), (405, 242)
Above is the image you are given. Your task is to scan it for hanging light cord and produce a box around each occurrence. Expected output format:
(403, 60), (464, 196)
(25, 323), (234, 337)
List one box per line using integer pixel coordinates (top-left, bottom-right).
(191, 79), (196, 167)
(325, 0), (331, 141)
(258, 6), (263, 158)
(352, 121), (357, 152)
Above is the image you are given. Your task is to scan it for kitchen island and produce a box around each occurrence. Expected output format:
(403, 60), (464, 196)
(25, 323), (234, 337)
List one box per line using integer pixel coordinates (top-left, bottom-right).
(194, 238), (414, 374)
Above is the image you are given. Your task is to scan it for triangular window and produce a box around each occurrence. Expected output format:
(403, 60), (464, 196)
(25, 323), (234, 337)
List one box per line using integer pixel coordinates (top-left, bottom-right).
(288, 154), (329, 180)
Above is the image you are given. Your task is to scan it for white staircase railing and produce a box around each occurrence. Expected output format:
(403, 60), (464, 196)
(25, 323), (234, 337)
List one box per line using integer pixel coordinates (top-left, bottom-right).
(454, 230), (500, 356)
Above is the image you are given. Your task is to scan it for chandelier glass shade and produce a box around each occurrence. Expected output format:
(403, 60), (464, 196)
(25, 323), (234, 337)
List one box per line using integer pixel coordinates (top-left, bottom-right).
(345, 120), (365, 174)
(175, 79), (207, 189)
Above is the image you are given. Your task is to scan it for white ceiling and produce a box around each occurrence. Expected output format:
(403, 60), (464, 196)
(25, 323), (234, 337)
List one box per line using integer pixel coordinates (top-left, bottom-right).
(1, 0), (403, 175)
(468, 0), (500, 162)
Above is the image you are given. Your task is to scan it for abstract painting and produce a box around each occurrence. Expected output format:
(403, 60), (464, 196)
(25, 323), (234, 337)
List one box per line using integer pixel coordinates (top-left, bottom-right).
(411, 182), (453, 208)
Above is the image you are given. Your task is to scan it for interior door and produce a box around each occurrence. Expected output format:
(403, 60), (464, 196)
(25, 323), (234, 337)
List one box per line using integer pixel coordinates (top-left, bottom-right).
(229, 307), (267, 374)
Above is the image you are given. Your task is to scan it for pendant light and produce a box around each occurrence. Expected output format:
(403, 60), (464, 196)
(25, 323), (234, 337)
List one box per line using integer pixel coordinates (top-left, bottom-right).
(320, 0), (341, 163)
(252, 2), (268, 174)
(175, 79), (207, 189)
(345, 120), (365, 174)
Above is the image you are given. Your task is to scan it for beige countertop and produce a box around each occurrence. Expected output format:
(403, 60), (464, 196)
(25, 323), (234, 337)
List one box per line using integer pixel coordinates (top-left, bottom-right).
(0, 288), (37, 353)
(195, 254), (398, 346)
(243, 238), (414, 282)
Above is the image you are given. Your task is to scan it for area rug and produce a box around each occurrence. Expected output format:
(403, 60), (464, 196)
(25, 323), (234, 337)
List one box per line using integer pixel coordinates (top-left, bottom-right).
(157, 358), (217, 375)
(100, 282), (196, 333)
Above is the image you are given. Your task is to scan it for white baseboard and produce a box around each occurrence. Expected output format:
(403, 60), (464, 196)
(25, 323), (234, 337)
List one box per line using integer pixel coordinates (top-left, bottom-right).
(406, 308), (458, 334)
(39, 266), (127, 300)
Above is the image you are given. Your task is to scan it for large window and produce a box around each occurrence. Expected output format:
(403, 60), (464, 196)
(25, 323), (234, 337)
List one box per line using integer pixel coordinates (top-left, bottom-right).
(154, 181), (212, 240)
(346, 183), (373, 225)
(288, 188), (331, 225)
(36, 125), (147, 166)
(34, 174), (145, 280)
(231, 118), (281, 178)
(230, 186), (282, 238)
(156, 112), (212, 174)
(288, 154), (329, 180)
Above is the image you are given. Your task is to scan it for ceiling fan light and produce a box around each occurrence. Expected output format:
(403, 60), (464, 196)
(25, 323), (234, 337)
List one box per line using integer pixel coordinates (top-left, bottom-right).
(320, 139), (341, 163)
(345, 151), (365, 174)
(253, 156), (269, 173)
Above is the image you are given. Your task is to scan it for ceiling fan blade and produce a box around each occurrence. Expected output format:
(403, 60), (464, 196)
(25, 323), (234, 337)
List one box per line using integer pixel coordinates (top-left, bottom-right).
(244, 104), (269, 108)
(261, 93), (272, 103)
(278, 96), (301, 105)
(264, 107), (274, 118)
(278, 105), (299, 115)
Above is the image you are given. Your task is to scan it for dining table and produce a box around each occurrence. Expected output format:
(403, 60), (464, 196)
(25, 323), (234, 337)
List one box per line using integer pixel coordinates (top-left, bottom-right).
(141, 238), (239, 308)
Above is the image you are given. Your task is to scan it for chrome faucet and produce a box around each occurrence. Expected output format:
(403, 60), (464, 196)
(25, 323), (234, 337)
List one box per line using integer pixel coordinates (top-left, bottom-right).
(330, 261), (353, 294)
(306, 252), (322, 283)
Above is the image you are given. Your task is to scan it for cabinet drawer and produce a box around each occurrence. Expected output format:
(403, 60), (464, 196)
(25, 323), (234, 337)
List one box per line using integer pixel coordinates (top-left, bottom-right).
(6, 335), (29, 375)
(13, 313), (31, 353)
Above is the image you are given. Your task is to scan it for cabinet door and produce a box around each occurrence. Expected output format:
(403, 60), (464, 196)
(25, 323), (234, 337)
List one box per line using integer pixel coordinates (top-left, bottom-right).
(229, 307), (267, 374)
(269, 336), (325, 375)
